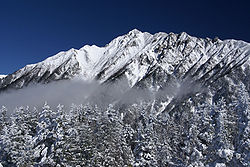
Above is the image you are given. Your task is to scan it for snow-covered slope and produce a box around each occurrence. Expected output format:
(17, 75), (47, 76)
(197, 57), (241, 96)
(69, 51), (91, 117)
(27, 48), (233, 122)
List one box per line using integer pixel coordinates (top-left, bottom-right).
(0, 75), (6, 79)
(0, 29), (249, 92)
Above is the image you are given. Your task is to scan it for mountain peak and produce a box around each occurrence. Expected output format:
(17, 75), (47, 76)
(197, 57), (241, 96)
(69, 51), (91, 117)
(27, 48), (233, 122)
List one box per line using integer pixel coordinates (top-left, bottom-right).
(128, 29), (143, 35)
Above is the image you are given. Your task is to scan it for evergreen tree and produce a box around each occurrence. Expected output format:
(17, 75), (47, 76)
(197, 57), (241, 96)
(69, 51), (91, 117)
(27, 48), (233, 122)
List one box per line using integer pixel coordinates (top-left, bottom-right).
(32, 102), (58, 165)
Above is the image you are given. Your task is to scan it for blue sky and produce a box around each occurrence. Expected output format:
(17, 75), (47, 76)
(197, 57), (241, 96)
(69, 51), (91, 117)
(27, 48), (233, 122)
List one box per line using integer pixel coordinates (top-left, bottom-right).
(0, 0), (249, 74)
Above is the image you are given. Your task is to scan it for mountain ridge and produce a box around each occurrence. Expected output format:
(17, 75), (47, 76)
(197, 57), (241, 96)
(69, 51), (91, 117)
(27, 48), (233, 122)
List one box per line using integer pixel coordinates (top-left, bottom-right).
(0, 29), (249, 92)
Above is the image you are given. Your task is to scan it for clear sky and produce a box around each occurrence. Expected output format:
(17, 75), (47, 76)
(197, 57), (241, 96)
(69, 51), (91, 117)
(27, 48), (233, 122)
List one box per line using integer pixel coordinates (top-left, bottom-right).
(0, 0), (249, 74)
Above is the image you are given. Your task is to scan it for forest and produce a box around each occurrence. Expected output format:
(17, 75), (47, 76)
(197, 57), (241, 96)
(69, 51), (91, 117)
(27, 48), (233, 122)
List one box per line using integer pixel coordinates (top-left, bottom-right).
(0, 86), (249, 166)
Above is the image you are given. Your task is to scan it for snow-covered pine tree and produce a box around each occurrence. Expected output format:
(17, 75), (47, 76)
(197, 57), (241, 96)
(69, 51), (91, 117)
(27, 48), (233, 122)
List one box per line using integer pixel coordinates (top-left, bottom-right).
(32, 102), (58, 166)
(0, 106), (8, 132)
(58, 104), (93, 166)
(231, 83), (250, 166)
(0, 106), (12, 166)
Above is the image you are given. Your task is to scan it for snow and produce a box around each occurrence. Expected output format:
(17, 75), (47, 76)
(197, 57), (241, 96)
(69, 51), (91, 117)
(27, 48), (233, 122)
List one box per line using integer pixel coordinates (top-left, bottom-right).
(218, 148), (234, 162)
(157, 101), (171, 115)
(41, 49), (77, 73)
(215, 163), (226, 167)
(0, 75), (7, 79)
(76, 45), (106, 79)
(92, 29), (153, 82)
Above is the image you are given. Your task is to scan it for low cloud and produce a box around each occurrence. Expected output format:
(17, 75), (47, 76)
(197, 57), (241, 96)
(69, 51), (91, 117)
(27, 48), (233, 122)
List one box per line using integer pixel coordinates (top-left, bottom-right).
(0, 79), (99, 110)
(0, 77), (204, 112)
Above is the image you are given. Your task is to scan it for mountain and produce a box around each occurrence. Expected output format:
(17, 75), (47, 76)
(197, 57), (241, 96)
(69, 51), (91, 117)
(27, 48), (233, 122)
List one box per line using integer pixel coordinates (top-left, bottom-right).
(0, 29), (250, 166)
(1, 29), (249, 91)
(1, 29), (249, 114)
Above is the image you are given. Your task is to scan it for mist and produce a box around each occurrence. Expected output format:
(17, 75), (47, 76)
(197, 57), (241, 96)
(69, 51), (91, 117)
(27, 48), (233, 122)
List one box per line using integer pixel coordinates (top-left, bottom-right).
(0, 78), (140, 111)
(0, 77), (204, 112)
(0, 79), (100, 110)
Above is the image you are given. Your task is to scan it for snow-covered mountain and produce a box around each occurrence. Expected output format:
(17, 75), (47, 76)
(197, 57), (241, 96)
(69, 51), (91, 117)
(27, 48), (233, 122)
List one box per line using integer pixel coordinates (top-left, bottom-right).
(0, 29), (250, 166)
(1, 29), (249, 92)
(1, 29), (250, 118)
